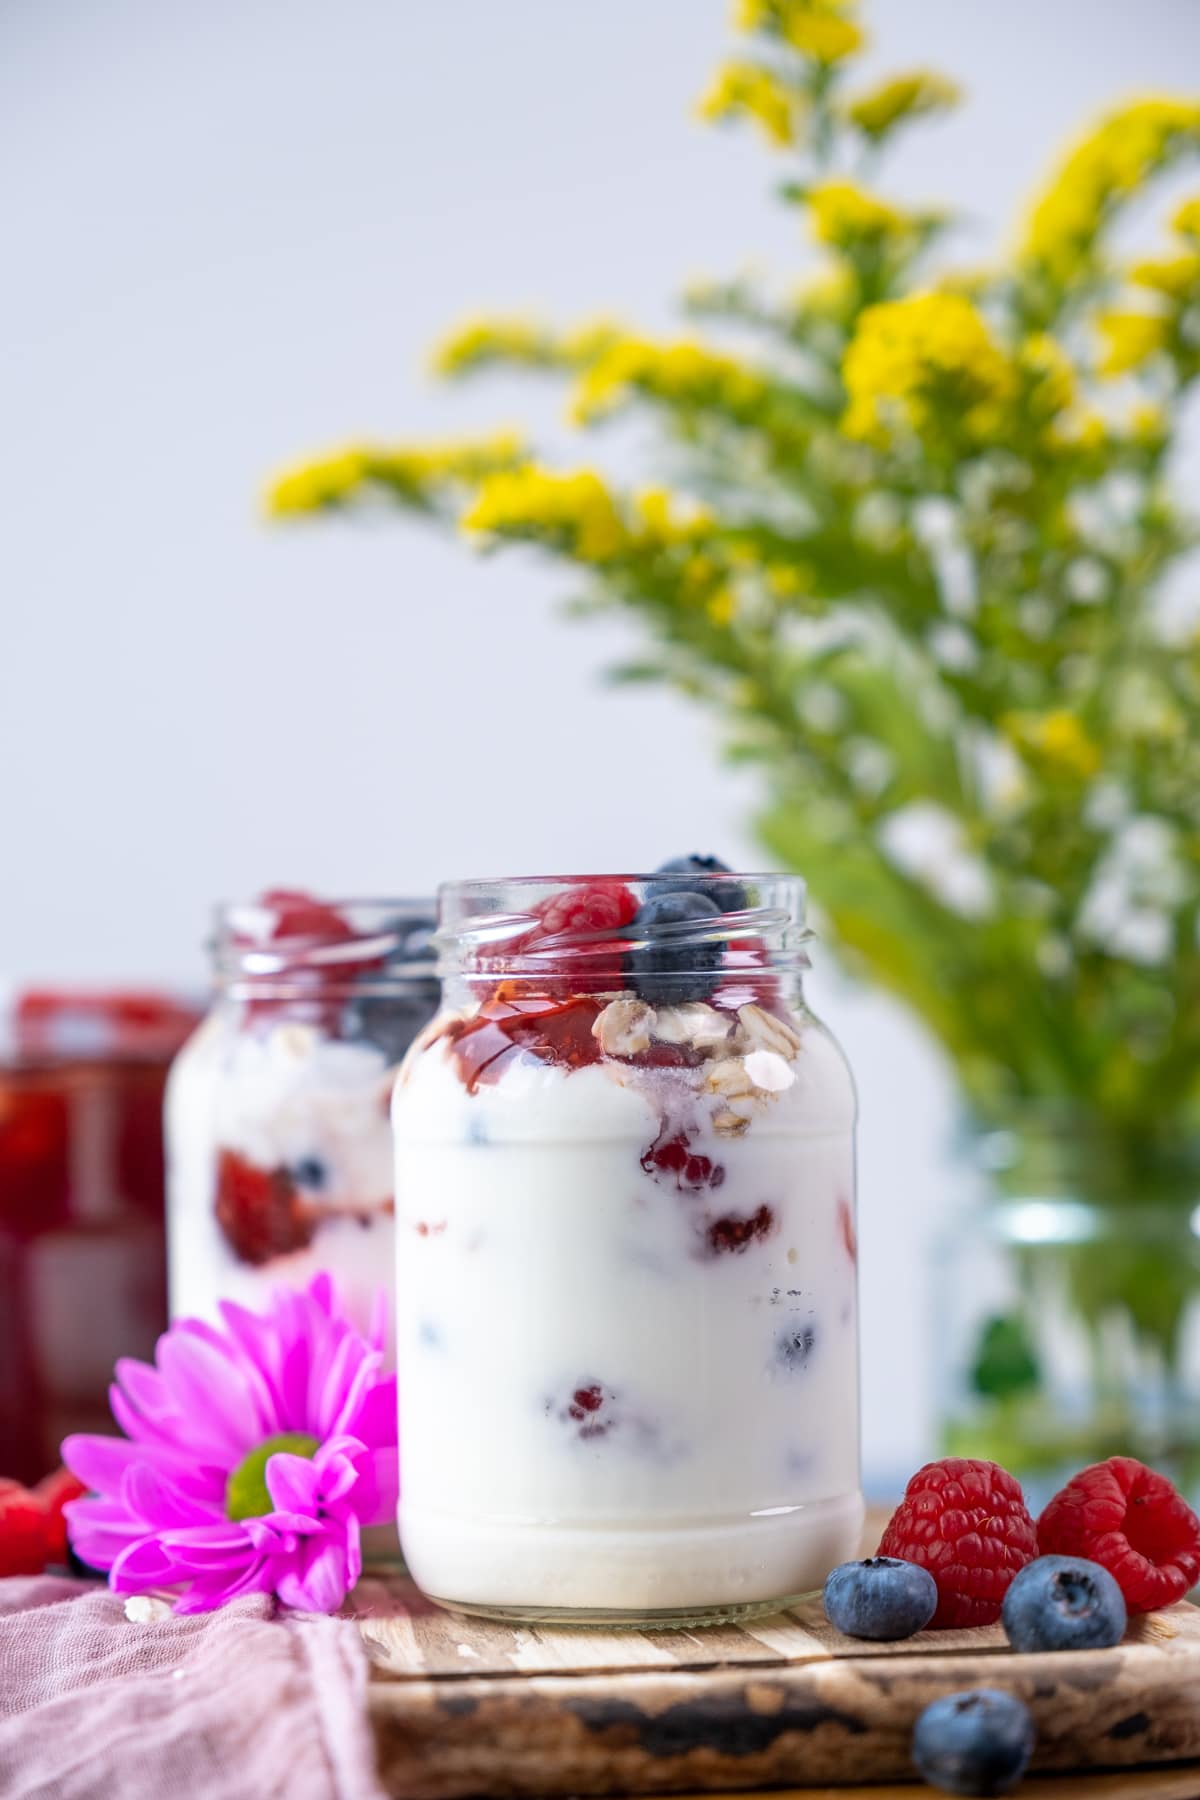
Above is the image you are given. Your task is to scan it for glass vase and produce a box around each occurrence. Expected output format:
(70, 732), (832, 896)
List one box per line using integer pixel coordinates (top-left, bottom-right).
(936, 1116), (1200, 1509)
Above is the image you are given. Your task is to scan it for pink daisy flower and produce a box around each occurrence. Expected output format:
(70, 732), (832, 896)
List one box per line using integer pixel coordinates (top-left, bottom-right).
(62, 1274), (398, 1614)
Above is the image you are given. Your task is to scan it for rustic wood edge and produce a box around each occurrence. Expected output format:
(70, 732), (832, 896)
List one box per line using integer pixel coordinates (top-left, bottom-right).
(366, 1639), (1200, 1799)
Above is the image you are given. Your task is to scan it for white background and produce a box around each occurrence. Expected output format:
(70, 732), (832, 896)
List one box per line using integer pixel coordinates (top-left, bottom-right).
(4, 0), (1198, 1487)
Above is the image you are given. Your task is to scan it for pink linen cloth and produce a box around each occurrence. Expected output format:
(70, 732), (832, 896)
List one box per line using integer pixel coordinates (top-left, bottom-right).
(0, 1576), (387, 1800)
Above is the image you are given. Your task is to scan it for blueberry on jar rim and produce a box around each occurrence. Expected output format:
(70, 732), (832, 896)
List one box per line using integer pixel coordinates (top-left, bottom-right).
(649, 854), (748, 914)
(625, 889), (724, 1005)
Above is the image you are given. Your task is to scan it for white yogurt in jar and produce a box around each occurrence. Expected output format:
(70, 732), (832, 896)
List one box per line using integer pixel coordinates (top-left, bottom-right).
(392, 986), (862, 1620)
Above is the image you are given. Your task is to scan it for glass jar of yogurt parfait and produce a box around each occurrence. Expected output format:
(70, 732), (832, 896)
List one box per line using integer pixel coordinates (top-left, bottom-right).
(392, 865), (861, 1624)
(166, 891), (438, 1347)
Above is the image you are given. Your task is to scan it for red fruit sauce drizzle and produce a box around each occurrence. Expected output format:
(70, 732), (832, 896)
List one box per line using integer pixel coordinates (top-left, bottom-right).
(443, 992), (607, 1092)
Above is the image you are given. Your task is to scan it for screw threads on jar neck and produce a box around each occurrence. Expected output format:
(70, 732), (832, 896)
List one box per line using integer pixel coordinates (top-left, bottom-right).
(434, 873), (810, 1004)
(212, 898), (438, 1001)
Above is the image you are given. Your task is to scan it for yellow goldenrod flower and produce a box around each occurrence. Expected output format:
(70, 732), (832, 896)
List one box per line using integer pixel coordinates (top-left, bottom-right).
(1130, 400), (1165, 441)
(1056, 410), (1109, 452)
(936, 265), (995, 301)
(266, 447), (371, 517)
(842, 292), (1015, 444)
(1172, 194), (1200, 241)
(559, 318), (626, 364)
(264, 433), (528, 518)
(461, 465), (627, 563)
(634, 488), (715, 547)
(1022, 97), (1200, 284)
(845, 70), (961, 141)
(765, 561), (811, 597)
(697, 60), (797, 147)
(1097, 310), (1170, 376)
(782, 9), (863, 61)
(807, 180), (915, 249)
(733, 0), (863, 62)
(1129, 252), (1200, 301)
(707, 586), (738, 626)
(1003, 710), (1102, 780)
(569, 335), (769, 424)
(680, 552), (718, 598)
(432, 316), (549, 377)
(794, 263), (856, 313)
(1018, 332), (1076, 419)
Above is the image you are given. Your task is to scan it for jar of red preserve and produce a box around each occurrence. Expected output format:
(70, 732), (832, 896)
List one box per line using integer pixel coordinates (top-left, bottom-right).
(0, 990), (200, 1483)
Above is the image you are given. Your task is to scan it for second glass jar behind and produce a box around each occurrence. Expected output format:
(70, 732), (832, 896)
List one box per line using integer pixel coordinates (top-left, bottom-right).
(166, 892), (438, 1352)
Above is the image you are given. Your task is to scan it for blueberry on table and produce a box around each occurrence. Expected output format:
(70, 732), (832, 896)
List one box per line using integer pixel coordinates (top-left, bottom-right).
(1001, 1554), (1126, 1653)
(823, 1555), (937, 1640)
(626, 890), (723, 1004)
(911, 1689), (1035, 1797)
(650, 854), (748, 913)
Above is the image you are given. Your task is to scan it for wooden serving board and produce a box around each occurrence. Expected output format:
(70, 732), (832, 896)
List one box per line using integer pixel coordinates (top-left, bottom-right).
(351, 1571), (1200, 1798)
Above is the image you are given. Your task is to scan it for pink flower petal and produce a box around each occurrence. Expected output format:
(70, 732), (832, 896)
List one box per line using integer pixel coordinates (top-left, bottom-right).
(343, 1513), (362, 1591)
(121, 1462), (215, 1529)
(216, 1299), (286, 1425)
(114, 1357), (175, 1427)
(63, 1432), (195, 1498)
(243, 1513), (316, 1551)
(173, 1558), (275, 1614)
(109, 1535), (178, 1593)
(313, 1446), (360, 1509)
(313, 1334), (362, 1438)
(63, 1498), (145, 1570)
(353, 1448), (400, 1527)
(349, 1376), (398, 1448)
(172, 1318), (278, 1433)
(156, 1523), (254, 1567)
(308, 1272), (336, 1318)
(275, 1533), (349, 1612)
(157, 1333), (262, 1458)
(276, 1328), (315, 1433)
(264, 1452), (322, 1517)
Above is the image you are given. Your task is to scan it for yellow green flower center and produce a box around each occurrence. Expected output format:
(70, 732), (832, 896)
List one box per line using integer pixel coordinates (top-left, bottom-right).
(225, 1432), (320, 1521)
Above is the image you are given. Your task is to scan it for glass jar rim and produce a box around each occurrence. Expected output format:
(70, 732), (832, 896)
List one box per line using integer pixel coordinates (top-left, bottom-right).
(435, 871), (808, 985)
(212, 896), (438, 990)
